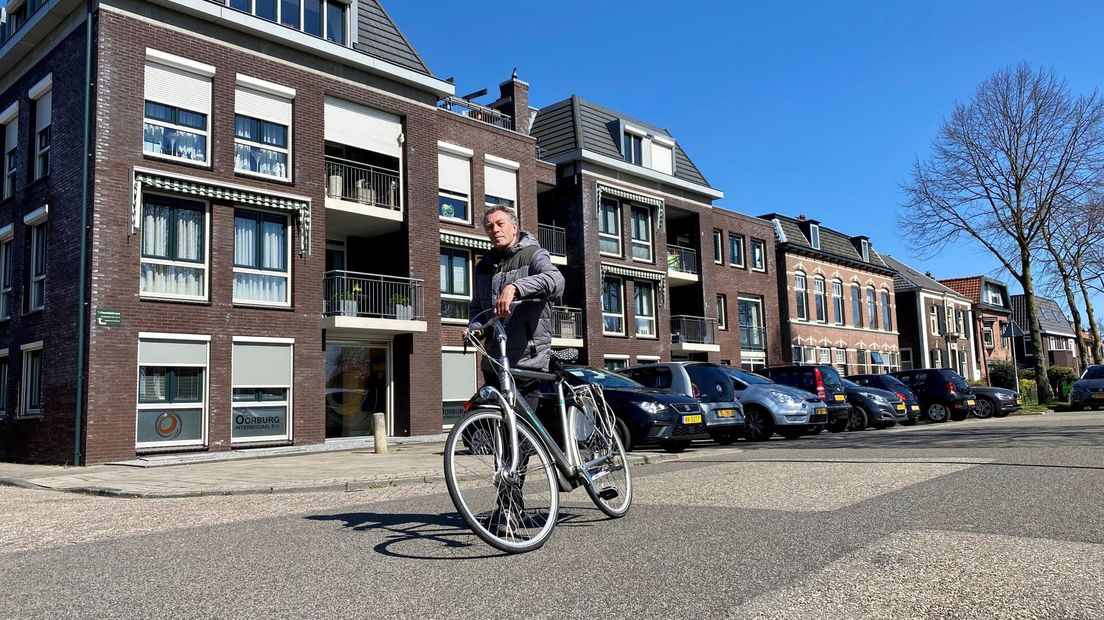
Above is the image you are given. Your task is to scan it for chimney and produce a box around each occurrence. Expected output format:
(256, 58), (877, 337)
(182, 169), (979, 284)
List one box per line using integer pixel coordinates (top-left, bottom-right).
(490, 68), (531, 134)
(925, 271), (933, 278)
(797, 214), (807, 221)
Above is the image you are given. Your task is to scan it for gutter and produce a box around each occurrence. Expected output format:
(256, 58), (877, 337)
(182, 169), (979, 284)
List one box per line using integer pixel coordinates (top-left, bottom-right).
(74, 0), (94, 465)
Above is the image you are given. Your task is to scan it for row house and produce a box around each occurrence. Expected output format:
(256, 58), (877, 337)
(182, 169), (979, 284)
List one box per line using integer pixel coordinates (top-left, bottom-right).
(1010, 295), (1080, 373)
(883, 256), (979, 380)
(939, 275), (1015, 384)
(765, 215), (900, 375)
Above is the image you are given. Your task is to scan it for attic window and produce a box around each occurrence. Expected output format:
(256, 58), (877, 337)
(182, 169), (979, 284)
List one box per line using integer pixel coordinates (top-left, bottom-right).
(620, 124), (675, 175)
(225, 0), (349, 46)
(860, 239), (869, 262)
(622, 132), (643, 165)
(809, 224), (820, 250)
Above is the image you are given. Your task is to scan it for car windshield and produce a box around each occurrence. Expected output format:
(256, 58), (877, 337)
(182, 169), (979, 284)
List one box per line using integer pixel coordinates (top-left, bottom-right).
(686, 365), (736, 402)
(1082, 366), (1104, 380)
(725, 368), (773, 384)
(566, 367), (644, 389)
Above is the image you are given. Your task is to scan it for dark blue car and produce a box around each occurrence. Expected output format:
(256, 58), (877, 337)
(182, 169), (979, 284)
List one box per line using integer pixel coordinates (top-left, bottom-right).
(847, 373), (921, 425)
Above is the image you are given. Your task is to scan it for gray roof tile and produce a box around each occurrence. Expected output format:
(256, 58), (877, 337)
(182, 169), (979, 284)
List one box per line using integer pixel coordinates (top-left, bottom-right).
(881, 255), (969, 299)
(764, 214), (892, 273)
(1010, 295), (1076, 336)
(354, 0), (432, 75)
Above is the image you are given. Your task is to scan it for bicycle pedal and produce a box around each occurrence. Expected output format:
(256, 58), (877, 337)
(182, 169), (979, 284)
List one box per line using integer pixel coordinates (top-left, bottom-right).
(598, 488), (619, 501)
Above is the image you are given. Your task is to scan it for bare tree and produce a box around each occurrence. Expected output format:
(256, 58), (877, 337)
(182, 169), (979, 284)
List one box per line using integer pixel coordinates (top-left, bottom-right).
(900, 63), (1104, 402)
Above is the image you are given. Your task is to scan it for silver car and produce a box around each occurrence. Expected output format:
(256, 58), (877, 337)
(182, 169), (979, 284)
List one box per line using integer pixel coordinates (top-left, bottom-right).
(722, 367), (828, 440)
(620, 362), (744, 445)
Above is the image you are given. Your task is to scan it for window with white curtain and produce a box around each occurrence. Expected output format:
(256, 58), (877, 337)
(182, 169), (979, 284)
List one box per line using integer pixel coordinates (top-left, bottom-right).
(440, 247), (470, 321)
(634, 282), (655, 337)
(233, 209), (290, 306)
(144, 53), (212, 165)
(599, 198), (621, 256)
(234, 77), (294, 180)
(602, 277), (624, 335)
(630, 205), (652, 261)
(140, 196), (207, 300)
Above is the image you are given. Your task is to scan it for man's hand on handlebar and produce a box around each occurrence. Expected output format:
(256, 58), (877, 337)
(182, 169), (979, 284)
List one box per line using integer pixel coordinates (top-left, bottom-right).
(493, 284), (517, 317)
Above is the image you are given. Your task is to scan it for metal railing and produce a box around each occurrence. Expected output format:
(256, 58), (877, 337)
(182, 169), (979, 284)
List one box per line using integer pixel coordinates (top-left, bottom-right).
(324, 157), (401, 210)
(551, 306), (582, 340)
(671, 315), (718, 345)
(437, 96), (514, 130)
(538, 223), (567, 258)
(323, 271), (424, 320)
(666, 244), (698, 275)
(740, 325), (766, 351)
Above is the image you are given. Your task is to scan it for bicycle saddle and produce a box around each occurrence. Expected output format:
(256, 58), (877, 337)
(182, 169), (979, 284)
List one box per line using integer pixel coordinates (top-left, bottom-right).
(549, 348), (579, 372)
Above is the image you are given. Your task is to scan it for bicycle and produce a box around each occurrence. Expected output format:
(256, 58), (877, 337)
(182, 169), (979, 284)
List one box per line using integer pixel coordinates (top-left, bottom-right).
(443, 303), (633, 553)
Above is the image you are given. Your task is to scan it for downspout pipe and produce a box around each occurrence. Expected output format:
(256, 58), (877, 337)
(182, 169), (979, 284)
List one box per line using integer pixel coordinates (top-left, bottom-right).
(74, 0), (95, 466)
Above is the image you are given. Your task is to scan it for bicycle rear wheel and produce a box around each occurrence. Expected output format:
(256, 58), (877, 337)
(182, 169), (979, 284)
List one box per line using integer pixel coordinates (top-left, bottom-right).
(444, 409), (559, 553)
(575, 391), (633, 518)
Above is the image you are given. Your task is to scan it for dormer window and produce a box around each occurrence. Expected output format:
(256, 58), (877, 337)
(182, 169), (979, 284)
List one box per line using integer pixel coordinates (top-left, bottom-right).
(623, 131), (643, 165)
(620, 124), (676, 174)
(860, 239), (870, 262)
(225, 0), (348, 46)
(986, 285), (1003, 306)
(808, 224), (820, 250)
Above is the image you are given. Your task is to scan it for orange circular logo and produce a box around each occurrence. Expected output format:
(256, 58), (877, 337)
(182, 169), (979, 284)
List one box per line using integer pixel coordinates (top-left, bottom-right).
(155, 412), (182, 439)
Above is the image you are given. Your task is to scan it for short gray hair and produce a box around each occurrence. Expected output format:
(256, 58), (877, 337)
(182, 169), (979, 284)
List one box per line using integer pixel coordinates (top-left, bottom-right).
(482, 204), (518, 226)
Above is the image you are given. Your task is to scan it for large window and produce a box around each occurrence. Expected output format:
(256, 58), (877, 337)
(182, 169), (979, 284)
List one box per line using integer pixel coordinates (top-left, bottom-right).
(137, 337), (207, 449)
(851, 284), (863, 328)
(27, 221), (46, 311)
(30, 76), (50, 180)
(232, 340), (292, 444)
(144, 53), (213, 165)
(602, 277), (624, 335)
(226, 0), (348, 45)
(794, 273), (808, 321)
(728, 234), (745, 268)
(750, 238), (766, 271)
(233, 210), (289, 305)
(881, 289), (892, 331)
(598, 198), (621, 256)
(438, 145), (472, 222)
(930, 305), (939, 335)
(20, 343), (42, 417)
(234, 116), (290, 179)
(813, 276), (827, 323)
(630, 205), (653, 261)
(140, 196), (207, 300)
(713, 229), (723, 264)
(0, 230), (11, 319)
(634, 282), (655, 337)
(2, 102), (17, 199)
(440, 247), (470, 321)
(832, 279), (844, 325)
(738, 296), (765, 351)
(866, 287), (877, 329)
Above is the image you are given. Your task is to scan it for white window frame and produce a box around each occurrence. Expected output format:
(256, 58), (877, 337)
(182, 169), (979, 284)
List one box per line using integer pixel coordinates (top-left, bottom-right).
(232, 208), (292, 307)
(25, 208), (47, 312)
(135, 334), (210, 450)
(808, 224), (820, 250)
(832, 279), (844, 325)
(900, 349), (913, 370)
(986, 286), (1003, 306)
(19, 341), (43, 418)
(604, 354), (630, 371)
(629, 205), (653, 262)
(983, 326), (994, 347)
(636, 355), (661, 365)
(717, 293), (728, 330)
(440, 246), (472, 324)
(930, 305), (939, 336)
(713, 229), (723, 264)
(438, 142), (473, 224)
(29, 75), (50, 181)
(813, 276), (827, 323)
(728, 233), (745, 268)
(794, 272), (808, 321)
(622, 130), (643, 165)
(231, 337), (293, 445)
(143, 51), (214, 166)
(750, 238), (766, 271)
(1, 102), (17, 200)
(139, 194), (211, 302)
(602, 276), (625, 335)
(881, 288), (892, 331)
(233, 76), (294, 182)
(0, 351), (7, 420)
(860, 239), (870, 262)
(598, 198), (621, 257)
(634, 281), (656, 338)
(0, 225), (12, 320)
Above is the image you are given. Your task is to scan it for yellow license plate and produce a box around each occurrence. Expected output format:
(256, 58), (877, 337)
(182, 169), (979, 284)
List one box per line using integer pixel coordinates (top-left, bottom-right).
(814, 407), (827, 416)
(966, 399), (976, 406)
(1093, 394), (1104, 399)
(910, 405), (920, 412)
(896, 403), (906, 411)
(834, 394), (845, 401)
(1015, 399), (1023, 405)
(716, 409), (736, 418)
(682, 414), (702, 424)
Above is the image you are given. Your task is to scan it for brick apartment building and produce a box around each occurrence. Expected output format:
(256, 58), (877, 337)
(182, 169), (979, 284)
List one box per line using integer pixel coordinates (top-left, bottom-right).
(764, 215), (900, 375)
(939, 275), (1015, 384)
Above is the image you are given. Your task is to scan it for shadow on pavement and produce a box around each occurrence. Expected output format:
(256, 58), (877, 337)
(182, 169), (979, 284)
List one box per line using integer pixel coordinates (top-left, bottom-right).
(741, 422), (1104, 451)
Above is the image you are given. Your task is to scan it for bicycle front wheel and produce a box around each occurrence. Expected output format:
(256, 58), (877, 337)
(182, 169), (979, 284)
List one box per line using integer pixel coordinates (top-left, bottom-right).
(576, 394), (633, 518)
(444, 409), (560, 553)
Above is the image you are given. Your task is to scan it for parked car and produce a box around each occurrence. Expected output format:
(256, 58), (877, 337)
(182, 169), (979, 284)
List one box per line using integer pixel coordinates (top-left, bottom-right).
(890, 368), (976, 422)
(561, 365), (709, 453)
(1068, 365), (1104, 410)
(840, 378), (908, 431)
(970, 386), (1022, 418)
(619, 362), (745, 445)
(721, 367), (827, 440)
(757, 365), (852, 432)
(846, 373), (921, 425)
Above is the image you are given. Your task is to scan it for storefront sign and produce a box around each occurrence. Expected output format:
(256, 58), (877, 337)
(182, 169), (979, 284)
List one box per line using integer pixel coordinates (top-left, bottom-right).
(136, 408), (204, 445)
(232, 406), (289, 439)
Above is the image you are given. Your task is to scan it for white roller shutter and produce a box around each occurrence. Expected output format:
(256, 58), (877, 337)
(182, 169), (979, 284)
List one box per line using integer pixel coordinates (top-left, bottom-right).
(34, 92), (51, 132)
(139, 339), (208, 367)
(650, 142), (673, 175)
(324, 97), (402, 158)
(235, 87), (292, 126)
(438, 151), (471, 195)
(145, 62), (212, 113)
(5, 117), (16, 152)
(484, 164), (517, 203)
(233, 343), (292, 386)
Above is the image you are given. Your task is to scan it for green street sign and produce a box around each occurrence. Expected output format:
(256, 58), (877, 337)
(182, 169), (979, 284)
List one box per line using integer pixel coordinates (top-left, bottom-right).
(95, 308), (123, 327)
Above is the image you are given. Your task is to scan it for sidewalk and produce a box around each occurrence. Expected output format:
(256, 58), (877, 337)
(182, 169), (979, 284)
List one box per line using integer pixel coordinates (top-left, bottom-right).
(0, 436), (686, 499)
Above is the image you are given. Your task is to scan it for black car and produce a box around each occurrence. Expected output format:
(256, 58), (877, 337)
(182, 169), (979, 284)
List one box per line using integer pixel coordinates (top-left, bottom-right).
(1069, 365), (1104, 410)
(847, 373), (921, 425)
(758, 365), (852, 432)
(562, 365), (709, 453)
(840, 378), (908, 431)
(890, 368), (976, 422)
(970, 386), (1022, 418)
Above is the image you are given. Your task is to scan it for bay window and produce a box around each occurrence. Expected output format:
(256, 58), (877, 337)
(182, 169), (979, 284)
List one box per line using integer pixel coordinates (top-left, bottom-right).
(140, 196), (207, 300)
(233, 209), (290, 306)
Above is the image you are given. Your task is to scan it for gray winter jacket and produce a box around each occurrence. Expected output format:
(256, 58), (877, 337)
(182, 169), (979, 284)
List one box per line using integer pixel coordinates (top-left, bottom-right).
(468, 231), (565, 372)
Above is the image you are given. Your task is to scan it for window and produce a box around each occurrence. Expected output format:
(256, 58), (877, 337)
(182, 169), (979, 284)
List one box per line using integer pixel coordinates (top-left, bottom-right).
(440, 247), (470, 321)
(881, 289), (892, 331)
(832, 279), (844, 325)
(140, 196), (207, 300)
(0, 229), (11, 319)
(144, 53), (214, 165)
(233, 210), (289, 305)
(225, 0), (348, 44)
(27, 221), (46, 311)
(1, 102), (17, 199)
(750, 238), (766, 271)
(602, 277), (624, 335)
(834, 348), (847, 373)
(29, 76), (51, 180)
(866, 288), (877, 330)
(860, 239), (870, 262)
(484, 157), (519, 211)
(930, 305), (939, 335)
(808, 224), (820, 250)
(794, 273), (808, 320)
(713, 229), (723, 264)
(856, 348), (868, 374)
(983, 326), (994, 348)
(738, 297), (765, 351)
(728, 234), (745, 268)
(137, 337), (208, 448)
(598, 198), (621, 255)
(634, 282), (655, 337)
(233, 77), (293, 180)
(623, 132), (642, 164)
(232, 340), (292, 444)
(604, 356), (629, 372)
(814, 276), (827, 323)
(0, 354), (7, 419)
(900, 349), (913, 370)
(630, 205), (653, 261)
(650, 139), (674, 175)
(20, 342), (42, 417)
(986, 285), (1003, 306)
(851, 284), (863, 328)
(717, 294), (728, 330)
(791, 345), (805, 364)
(438, 144), (471, 222)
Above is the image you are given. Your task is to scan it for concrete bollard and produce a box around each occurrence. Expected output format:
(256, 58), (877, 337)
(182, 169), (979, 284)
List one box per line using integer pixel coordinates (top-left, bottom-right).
(373, 412), (388, 454)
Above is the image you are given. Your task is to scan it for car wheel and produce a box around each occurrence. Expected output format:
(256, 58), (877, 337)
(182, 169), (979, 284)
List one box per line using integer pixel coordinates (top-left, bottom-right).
(662, 441), (690, 453)
(615, 417), (634, 452)
(974, 397), (995, 419)
(743, 409), (773, 442)
(779, 429), (804, 440)
(927, 403), (949, 422)
(847, 406), (868, 432)
(711, 430), (738, 445)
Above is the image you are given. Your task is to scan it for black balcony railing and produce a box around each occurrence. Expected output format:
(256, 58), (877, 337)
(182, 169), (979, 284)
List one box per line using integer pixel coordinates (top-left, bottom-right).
(671, 315), (718, 345)
(538, 224), (567, 258)
(740, 325), (766, 351)
(551, 306), (582, 340)
(323, 271), (424, 320)
(666, 244), (698, 275)
(438, 96), (514, 130)
(324, 157), (401, 210)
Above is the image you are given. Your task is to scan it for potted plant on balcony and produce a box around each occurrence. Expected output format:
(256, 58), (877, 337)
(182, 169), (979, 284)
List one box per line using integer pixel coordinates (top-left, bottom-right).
(335, 285), (360, 316)
(389, 293), (413, 320)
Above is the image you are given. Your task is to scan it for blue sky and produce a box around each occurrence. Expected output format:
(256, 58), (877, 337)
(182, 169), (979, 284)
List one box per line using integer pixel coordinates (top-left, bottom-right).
(387, 0), (1104, 317)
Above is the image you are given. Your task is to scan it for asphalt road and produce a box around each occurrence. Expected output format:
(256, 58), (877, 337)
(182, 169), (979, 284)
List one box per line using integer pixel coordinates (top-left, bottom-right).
(2, 411), (1102, 619)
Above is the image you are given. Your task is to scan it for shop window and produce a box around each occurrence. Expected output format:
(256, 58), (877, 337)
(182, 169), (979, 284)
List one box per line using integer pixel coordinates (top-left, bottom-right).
(231, 340), (292, 444)
(136, 337), (208, 449)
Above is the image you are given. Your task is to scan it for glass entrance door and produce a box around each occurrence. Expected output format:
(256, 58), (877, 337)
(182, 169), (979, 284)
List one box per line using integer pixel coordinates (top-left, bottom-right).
(325, 341), (390, 438)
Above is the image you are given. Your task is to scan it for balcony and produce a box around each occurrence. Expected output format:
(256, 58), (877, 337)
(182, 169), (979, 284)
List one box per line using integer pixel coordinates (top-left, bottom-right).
(740, 326), (766, 351)
(538, 224), (567, 266)
(324, 156), (402, 236)
(438, 96), (514, 131)
(670, 315), (720, 353)
(321, 271), (427, 336)
(551, 306), (584, 348)
(666, 244), (699, 286)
